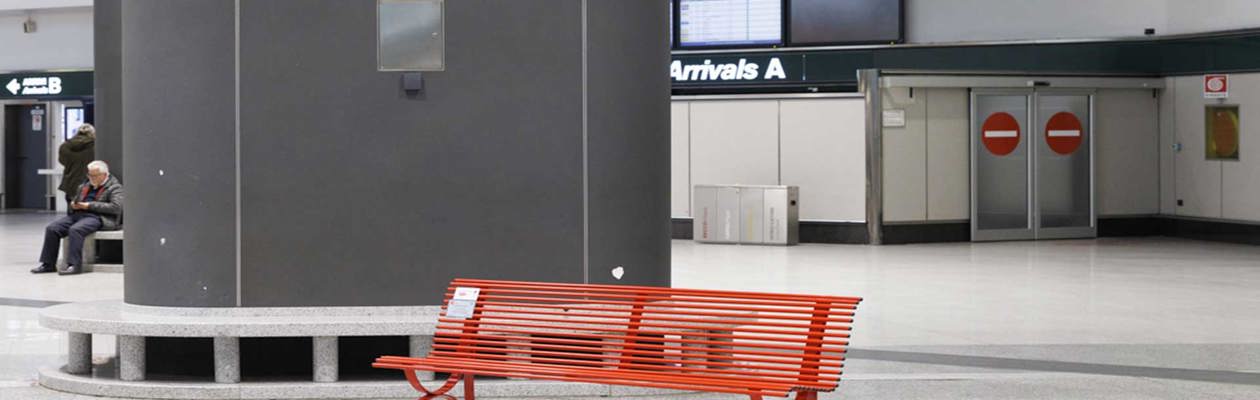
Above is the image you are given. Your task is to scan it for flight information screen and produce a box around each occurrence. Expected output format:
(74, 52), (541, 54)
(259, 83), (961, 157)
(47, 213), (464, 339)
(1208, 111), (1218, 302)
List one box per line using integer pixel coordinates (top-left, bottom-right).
(679, 0), (782, 47)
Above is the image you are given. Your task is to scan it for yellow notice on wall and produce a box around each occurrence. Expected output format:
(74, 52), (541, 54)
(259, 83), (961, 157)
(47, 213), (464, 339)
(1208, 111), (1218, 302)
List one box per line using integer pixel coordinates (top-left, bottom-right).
(1206, 105), (1240, 161)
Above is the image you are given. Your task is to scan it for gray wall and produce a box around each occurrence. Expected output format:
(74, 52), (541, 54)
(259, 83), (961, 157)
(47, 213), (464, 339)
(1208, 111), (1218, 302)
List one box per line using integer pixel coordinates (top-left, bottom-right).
(93, 0), (122, 179)
(117, 0), (669, 307)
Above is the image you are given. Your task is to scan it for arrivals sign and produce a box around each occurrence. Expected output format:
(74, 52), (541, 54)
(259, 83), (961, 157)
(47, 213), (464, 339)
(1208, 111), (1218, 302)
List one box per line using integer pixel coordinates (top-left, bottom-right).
(0, 71), (93, 99)
(670, 55), (804, 85)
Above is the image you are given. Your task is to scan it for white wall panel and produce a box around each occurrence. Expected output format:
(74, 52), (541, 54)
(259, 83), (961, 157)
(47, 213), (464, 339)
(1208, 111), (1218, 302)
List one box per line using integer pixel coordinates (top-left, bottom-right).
(905, 0), (1166, 43)
(689, 100), (780, 190)
(1172, 76), (1222, 218)
(925, 88), (970, 221)
(1095, 89), (1160, 216)
(1220, 74), (1260, 221)
(0, 8), (93, 71)
(780, 98), (866, 222)
(670, 102), (691, 217)
(1165, 0), (1260, 36)
(882, 88), (927, 222)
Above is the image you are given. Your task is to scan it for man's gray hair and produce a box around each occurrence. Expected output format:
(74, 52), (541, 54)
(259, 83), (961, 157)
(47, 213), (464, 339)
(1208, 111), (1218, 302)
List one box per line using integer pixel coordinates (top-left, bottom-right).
(77, 123), (96, 137)
(87, 160), (109, 175)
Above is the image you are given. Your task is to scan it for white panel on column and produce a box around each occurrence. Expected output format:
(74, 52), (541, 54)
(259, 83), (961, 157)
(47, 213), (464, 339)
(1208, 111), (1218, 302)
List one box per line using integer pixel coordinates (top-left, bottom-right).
(1221, 73), (1260, 221)
(882, 88), (927, 222)
(780, 98), (866, 222)
(925, 88), (970, 221)
(690, 100), (780, 189)
(671, 102), (692, 218)
(1096, 89), (1160, 216)
(1173, 76), (1223, 218)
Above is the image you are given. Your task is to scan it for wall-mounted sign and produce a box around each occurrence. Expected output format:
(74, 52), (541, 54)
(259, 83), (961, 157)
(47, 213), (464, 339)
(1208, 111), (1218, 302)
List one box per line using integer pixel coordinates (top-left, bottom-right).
(981, 112), (1021, 156)
(1204, 74), (1228, 99)
(0, 71), (93, 99)
(1205, 105), (1239, 160)
(1044, 112), (1084, 155)
(670, 55), (804, 85)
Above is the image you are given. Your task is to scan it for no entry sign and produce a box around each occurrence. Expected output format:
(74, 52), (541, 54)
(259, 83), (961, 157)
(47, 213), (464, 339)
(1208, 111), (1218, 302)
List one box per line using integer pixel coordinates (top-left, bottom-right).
(981, 112), (1021, 156)
(1044, 112), (1084, 155)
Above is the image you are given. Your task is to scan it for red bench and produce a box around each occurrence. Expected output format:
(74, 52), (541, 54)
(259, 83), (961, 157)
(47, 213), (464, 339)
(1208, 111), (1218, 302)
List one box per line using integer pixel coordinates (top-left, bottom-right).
(374, 279), (861, 400)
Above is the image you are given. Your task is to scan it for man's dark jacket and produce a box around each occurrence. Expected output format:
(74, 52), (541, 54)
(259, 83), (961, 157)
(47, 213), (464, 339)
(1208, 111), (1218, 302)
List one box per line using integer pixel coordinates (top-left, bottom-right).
(73, 176), (124, 231)
(58, 134), (95, 196)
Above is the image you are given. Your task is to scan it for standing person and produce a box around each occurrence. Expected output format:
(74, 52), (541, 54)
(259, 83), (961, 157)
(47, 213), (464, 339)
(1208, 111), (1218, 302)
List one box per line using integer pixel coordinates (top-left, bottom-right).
(58, 123), (96, 207)
(32, 161), (123, 275)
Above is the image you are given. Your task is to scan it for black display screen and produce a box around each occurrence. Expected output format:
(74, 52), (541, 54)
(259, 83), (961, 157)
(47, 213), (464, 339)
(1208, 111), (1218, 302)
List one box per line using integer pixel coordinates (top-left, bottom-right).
(789, 0), (903, 45)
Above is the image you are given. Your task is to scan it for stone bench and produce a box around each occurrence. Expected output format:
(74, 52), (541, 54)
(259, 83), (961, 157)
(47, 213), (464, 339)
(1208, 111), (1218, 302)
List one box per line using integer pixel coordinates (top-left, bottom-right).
(58, 229), (124, 273)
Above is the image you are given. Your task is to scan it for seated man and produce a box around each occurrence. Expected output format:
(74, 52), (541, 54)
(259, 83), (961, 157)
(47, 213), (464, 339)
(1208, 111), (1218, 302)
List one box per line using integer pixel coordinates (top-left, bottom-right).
(32, 160), (124, 275)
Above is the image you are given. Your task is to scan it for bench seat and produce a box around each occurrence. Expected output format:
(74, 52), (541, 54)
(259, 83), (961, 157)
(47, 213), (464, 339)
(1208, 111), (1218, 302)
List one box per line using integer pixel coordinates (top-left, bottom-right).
(374, 278), (862, 400)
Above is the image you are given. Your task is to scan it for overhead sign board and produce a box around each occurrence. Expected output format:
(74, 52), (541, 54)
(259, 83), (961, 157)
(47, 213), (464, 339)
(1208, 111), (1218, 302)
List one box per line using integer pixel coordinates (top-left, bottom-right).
(670, 55), (804, 86)
(0, 71), (93, 99)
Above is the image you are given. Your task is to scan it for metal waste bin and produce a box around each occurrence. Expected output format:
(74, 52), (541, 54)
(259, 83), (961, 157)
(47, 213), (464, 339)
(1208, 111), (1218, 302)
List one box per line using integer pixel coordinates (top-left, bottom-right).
(694, 184), (798, 246)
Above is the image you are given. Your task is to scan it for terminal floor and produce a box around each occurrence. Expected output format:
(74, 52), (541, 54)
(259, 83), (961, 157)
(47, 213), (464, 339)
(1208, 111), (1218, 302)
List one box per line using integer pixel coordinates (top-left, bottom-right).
(1, 211), (1259, 399)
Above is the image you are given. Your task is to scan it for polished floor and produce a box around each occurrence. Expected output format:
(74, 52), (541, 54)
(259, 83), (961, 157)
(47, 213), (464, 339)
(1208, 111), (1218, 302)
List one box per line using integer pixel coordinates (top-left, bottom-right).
(1, 211), (1258, 399)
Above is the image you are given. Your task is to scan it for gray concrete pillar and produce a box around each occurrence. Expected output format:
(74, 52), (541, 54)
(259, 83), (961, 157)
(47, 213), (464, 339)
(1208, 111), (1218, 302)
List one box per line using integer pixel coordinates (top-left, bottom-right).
(213, 337), (240, 383)
(312, 336), (338, 382)
(409, 335), (435, 381)
(118, 335), (145, 381)
(66, 332), (92, 375)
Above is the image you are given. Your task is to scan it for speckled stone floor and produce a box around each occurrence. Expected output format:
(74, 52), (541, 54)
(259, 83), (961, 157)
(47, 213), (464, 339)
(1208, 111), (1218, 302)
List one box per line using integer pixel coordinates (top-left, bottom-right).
(3, 210), (1259, 399)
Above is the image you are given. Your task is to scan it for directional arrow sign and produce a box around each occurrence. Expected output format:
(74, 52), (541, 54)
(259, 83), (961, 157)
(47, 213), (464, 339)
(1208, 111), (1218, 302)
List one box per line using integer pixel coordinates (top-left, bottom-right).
(5, 79), (20, 95)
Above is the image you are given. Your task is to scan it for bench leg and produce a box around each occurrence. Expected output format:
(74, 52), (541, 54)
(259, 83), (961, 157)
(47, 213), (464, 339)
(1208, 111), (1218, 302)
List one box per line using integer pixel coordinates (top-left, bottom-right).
(118, 335), (145, 381)
(463, 374), (475, 400)
(313, 336), (339, 382)
(66, 332), (92, 375)
(794, 392), (817, 400)
(402, 371), (461, 400)
(214, 337), (241, 383)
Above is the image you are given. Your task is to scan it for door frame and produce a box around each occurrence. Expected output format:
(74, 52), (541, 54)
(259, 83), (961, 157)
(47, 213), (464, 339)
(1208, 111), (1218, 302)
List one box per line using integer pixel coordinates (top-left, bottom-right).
(970, 89), (1098, 241)
(0, 99), (54, 210)
(1031, 89), (1097, 240)
(970, 88), (1035, 241)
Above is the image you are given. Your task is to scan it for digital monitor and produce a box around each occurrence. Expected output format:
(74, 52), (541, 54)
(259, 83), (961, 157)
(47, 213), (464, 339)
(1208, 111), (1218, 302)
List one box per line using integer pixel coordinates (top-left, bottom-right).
(679, 0), (782, 48)
(63, 107), (84, 141)
(789, 0), (903, 45)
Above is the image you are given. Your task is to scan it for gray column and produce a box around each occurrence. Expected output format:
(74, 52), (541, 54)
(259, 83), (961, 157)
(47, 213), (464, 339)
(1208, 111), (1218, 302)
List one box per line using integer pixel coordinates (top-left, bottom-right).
(312, 336), (338, 382)
(66, 332), (92, 375)
(409, 335), (434, 381)
(213, 337), (240, 383)
(118, 335), (145, 381)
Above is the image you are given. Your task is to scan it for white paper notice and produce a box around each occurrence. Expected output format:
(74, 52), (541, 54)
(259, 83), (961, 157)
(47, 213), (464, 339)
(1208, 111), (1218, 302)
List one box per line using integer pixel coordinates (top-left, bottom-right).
(445, 287), (481, 319)
(882, 109), (906, 127)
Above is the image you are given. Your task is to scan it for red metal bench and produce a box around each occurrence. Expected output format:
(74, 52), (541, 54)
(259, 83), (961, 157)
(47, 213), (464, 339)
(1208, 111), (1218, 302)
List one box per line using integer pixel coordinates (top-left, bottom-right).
(374, 279), (862, 400)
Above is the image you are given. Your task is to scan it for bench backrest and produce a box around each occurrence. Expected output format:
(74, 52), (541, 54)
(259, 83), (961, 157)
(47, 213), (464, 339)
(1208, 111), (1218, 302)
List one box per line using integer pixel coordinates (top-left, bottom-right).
(432, 279), (861, 393)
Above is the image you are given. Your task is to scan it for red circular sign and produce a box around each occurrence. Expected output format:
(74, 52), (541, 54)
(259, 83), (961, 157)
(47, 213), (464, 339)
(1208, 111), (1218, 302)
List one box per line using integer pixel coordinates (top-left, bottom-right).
(981, 112), (1021, 156)
(1044, 112), (1084, 155)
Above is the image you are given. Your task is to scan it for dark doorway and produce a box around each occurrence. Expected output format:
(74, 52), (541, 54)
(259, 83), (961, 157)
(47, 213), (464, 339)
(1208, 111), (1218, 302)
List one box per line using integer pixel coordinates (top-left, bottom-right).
(4, 104), (50, 209)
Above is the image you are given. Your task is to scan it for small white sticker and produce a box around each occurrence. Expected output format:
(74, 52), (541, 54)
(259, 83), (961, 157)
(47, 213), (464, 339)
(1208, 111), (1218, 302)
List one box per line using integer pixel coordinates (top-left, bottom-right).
(882, 109), (906, 127)
(446, 287), (481, 319)
(611, 266), (625, 280)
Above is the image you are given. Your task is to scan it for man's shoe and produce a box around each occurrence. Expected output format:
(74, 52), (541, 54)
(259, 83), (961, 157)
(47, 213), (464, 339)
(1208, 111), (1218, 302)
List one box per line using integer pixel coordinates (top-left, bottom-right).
(30, 264), (56, 274)
(59, 265), (81, 275)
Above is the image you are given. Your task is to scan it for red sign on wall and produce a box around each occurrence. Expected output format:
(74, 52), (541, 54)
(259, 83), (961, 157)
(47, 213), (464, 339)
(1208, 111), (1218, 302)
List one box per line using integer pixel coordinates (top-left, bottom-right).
(1044, 112), (1084, 155)
(1205, 74), (1229, 99)
(981, 112), (1021, 156)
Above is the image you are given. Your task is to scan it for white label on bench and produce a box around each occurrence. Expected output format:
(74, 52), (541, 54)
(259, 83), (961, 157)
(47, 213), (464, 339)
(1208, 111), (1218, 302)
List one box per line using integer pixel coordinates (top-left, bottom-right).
(446, 287), (481, 319)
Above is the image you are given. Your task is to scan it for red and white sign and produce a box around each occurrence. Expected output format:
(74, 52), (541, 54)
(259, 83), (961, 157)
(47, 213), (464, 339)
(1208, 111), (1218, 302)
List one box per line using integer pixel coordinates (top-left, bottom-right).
(981, 112), (1021, 156)
(1205, 74), (1229, 98)
(1044, 112), (1083, 155)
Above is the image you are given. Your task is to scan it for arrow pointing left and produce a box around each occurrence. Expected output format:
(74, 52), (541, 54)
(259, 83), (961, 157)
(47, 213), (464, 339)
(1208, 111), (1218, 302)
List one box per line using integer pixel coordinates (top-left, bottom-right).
(5, 79), (20, 95)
